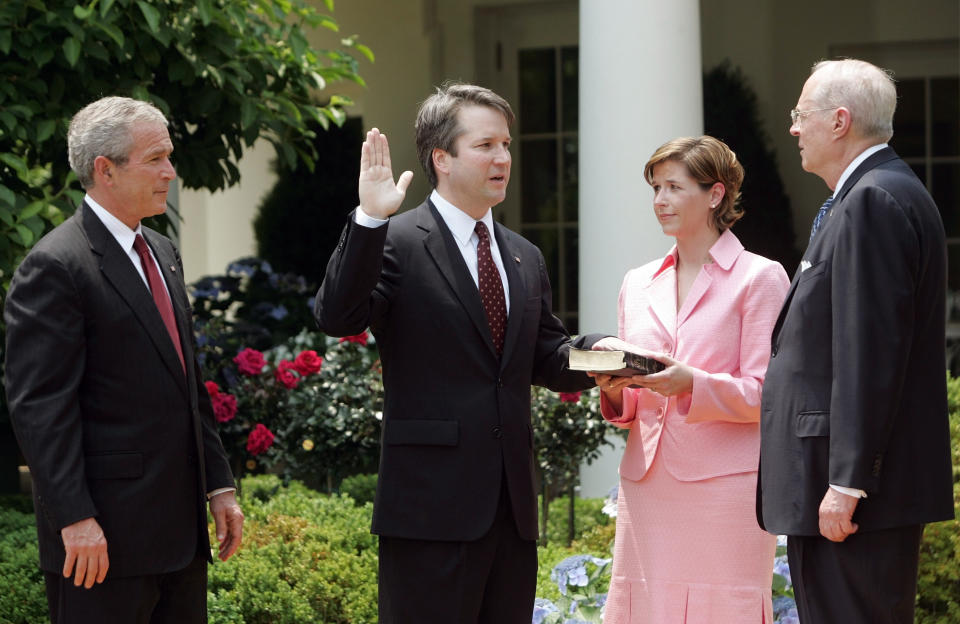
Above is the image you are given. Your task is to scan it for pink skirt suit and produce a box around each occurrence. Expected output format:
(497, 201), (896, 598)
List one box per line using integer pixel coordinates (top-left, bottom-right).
(600, 230), (790, 623)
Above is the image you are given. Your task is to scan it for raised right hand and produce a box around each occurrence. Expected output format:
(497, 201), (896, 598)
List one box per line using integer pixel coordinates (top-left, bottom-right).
(359, 128), (414, 219)
(61, 517), (109, 588)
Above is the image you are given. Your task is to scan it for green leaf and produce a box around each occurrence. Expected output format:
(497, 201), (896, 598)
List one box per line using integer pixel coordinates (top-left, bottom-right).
(15, 224), (33, 246)
(0, 111), (15, 132)
(73, 5), (93, 19)
(240, 99), (257, 131)
(92, 19), (125, 48)
(100, 0), (117, 18)
(18, 200), (44, 222)
(196, 0), (213, 26)
(0, 29), (11, 55)
(136, 1), (162, 34)
(0, 206), (13, 227)
(62, 37), (82, 67)
(0, 184), (15, 209)
(289, 30), (308, 61)
(35, 119), (56, 143)
(354, 43), (375, 64)
(0, 153), (28, 178)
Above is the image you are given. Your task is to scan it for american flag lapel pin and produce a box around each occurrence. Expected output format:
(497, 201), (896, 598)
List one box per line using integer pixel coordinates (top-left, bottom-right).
(514, 255), (520, 263)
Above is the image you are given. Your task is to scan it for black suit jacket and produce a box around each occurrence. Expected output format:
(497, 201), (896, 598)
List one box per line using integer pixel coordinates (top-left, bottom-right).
(315, 199), (601, 542)
(758, 147), (954, 535)
(4, 202), (235, 577)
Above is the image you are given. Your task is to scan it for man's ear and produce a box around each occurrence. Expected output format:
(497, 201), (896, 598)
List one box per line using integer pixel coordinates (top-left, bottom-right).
(93, 155), (114, 184)
(833, 107), (852, 138)
(432, 148), (449, 177)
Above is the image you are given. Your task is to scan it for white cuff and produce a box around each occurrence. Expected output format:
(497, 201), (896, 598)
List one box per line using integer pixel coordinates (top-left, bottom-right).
(206, 487), (237, 500)
(829, 483), (867, 498)
(354, 205), (389, 228)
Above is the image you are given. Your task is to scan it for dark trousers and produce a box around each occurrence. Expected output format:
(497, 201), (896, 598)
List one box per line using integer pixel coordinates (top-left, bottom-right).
(378, 480), (537, 624)
(44, 556), (207, 624)
(787, 524), (923, 624)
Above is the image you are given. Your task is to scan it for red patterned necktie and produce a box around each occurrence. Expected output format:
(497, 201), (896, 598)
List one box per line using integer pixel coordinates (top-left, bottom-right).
(475, 222), (507, 355)
(133, 234), (185, 372)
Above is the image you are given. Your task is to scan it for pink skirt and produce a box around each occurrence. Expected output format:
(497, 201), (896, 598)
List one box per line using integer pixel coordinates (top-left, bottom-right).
(603, 451), (775, 623)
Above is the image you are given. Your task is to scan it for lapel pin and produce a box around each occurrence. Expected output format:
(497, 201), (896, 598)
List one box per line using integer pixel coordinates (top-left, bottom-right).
(514, 255), (520, 263)
(170, 265), (176, 272)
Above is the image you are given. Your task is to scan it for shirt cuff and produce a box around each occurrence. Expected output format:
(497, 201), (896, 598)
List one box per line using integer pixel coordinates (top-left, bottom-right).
(206, 487), (237, 500)
(354, 205), (389, 228)
(829, 484), (867, 498)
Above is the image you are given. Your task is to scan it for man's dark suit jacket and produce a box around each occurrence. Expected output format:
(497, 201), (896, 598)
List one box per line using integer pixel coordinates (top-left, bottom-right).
(4, 202), (235, 577)
(315, 199), (601, 542)
(758, 147), (954, 535)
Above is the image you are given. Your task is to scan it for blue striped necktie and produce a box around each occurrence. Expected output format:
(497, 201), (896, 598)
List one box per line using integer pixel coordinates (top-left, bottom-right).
(809, 195), (834, 242)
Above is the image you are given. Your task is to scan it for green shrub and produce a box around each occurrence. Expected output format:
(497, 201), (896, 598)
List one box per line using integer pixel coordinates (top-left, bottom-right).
(915, 375), (960, 622)
(207, 475), (378, 624)
(535, 521), (616, 604)
(0, 509), (46, 624)
(340, 473), (378, 506)
(542, 495), (610, 546)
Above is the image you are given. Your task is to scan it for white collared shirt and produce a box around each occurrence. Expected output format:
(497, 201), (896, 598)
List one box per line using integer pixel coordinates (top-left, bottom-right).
(85, 195), (171, 298)
(355, 190), (510, 313)
(831, 143), (888, 200)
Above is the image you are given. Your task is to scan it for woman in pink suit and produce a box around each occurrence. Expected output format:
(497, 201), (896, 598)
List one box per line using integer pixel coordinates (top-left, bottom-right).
(592, 136), (790, 623)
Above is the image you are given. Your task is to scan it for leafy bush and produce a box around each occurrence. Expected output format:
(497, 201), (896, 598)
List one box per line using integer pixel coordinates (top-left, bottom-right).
(0, 508), (45, 624)
(207, 475), (378, 624)
(915, 374), (960, 622)
(340, 473), (378, 506)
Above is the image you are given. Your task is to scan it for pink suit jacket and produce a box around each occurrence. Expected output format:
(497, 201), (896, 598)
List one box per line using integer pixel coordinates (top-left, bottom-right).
(601, 229), (790, 482)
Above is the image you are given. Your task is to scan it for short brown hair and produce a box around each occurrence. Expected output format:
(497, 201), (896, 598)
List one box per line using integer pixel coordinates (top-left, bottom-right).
(643, 136), (745, 232)
(414, 83), (515, 187)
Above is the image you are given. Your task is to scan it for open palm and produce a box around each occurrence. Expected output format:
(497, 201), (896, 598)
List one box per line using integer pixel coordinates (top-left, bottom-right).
(358, 128), (414, 219)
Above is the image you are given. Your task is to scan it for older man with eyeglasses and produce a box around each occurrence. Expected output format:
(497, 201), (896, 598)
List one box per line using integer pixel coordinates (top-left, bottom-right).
(757, 59), (954, 624)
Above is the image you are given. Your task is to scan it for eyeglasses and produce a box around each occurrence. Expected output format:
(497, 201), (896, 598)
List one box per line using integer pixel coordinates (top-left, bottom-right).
(789, 107), (836, 126)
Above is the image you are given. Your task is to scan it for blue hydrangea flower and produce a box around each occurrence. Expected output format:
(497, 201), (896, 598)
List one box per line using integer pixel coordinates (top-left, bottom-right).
(532, 598), (558, 624)
(550, 555), (609, 596)
(268, 304), (289, 320)
(773, 555), (792, 586)
(227, 261), (257, 277)
(773, 595), (798, 621)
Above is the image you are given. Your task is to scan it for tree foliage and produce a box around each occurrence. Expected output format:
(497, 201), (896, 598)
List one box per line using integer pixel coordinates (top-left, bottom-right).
(0, 0), (373, 292)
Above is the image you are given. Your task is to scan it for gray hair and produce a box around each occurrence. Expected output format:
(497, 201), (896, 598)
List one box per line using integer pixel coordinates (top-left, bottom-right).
(67, 96), (168, 189)
(414, 83), (515, 188)
(809, 59), (897, 143)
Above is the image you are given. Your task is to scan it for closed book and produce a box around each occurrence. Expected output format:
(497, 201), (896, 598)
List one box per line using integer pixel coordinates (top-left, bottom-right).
(568, 347), (666, 376)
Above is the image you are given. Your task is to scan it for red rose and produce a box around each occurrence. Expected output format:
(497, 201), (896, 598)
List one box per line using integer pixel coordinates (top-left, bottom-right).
(204, 380), (220, 397)
(212, 393), (237, 423)
(246, 424), (275, 455)
(559, 392), (581, 403)
(339, 331), (368, 346)
(275, 359), (300, 389)
(292, 350), (323, 376)
(234, 348), (266, 376)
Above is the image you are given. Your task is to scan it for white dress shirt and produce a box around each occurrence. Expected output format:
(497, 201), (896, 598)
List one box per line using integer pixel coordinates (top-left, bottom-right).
(354, 189), (511, 313)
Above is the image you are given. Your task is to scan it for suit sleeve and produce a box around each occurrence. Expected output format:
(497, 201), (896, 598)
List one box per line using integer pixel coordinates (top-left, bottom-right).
(829, 186), (918, 491)
(683, 260), (791, 423)
(530, 248), (605, 392)
(314, 214), (395, 336)
(4, 250), (97, 530)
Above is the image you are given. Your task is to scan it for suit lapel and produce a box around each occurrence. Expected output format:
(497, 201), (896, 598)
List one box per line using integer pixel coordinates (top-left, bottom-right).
(419, 202), (498, 357)
(81, 205), (188, 397)
(494, 223), (526, 366)
(645, 266), (677, 338)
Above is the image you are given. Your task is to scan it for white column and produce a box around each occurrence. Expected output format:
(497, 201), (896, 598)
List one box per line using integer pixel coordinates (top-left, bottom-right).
(578, 0), (703, 335)
(577, 0), (703, 498)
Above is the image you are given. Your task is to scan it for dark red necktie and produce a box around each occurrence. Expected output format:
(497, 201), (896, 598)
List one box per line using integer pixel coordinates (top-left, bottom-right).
(133, 234), (185, 372)
(475, 222), (507, 355)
